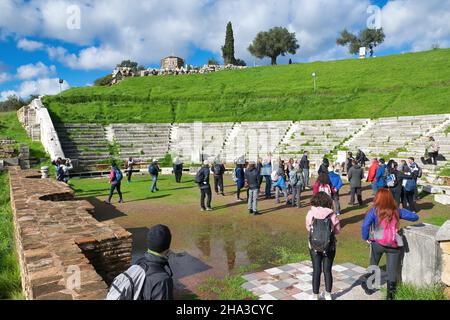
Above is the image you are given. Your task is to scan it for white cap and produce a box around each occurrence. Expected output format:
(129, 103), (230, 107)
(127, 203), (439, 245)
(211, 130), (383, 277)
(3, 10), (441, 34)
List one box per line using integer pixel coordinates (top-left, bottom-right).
(203, 160), (209, 165)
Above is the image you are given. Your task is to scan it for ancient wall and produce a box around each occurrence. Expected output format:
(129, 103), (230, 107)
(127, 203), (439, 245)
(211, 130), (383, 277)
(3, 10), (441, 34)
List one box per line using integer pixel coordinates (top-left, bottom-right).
(401, 223), (442, 286)
(18, 98), (65, 160)
(436, 221), (450, 298)
(9, 167), (132, 300)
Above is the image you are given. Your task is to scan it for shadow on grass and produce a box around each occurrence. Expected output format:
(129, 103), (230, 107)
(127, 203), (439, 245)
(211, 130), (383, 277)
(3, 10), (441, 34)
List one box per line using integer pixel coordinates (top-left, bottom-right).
(340, 213), (367, 229)
(85, 197), (127, 222)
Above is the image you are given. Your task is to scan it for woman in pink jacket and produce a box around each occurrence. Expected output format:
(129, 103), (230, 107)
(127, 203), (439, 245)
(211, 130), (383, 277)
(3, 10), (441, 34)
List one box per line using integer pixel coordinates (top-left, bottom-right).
(306, 192), (341, 300)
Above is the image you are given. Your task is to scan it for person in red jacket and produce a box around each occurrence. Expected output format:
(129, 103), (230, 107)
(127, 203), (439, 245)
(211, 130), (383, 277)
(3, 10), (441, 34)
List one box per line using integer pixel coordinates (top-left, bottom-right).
(367, 158), (379, 196)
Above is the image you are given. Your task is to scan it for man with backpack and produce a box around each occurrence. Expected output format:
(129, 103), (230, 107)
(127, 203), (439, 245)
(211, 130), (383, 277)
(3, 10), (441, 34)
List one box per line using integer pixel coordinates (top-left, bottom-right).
(105, 162), (124, 204)
(306, 192), (341, 300)
(260, 157), (273, 199)
(347, 160), (364, 207)
(245, 161), (260, 215)
(356, 149), (368, 168)
(149, 159), (160, 193)
(288, 162), (305, 208)
(346, 152), (355, 175)
(173, 157), (183, 183)
(212, 160), (226, 196)
(126, 157), (135, 183)
(405, 157), (421, 212)
(106, 224), (174, 300)
(408, 156), (422, 201)
(300, 151), (310, 190)
(376, 158), (387, 189)
(197, 160), (212, 211)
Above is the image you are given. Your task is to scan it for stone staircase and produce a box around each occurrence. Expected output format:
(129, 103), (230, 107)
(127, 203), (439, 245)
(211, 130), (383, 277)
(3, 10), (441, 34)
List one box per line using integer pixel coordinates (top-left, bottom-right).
(55, 124), (111, 171)
(347, 115), (448, 158)
(223, 121), (293, 163)
(110, 123), (171, 162)
(276, 119), (368, 166)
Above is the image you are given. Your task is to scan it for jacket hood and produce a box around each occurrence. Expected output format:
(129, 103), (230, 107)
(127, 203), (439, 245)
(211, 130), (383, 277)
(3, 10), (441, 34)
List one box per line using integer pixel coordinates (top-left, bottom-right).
(353, 164), (362, 169)
(309, 206), (334, 219)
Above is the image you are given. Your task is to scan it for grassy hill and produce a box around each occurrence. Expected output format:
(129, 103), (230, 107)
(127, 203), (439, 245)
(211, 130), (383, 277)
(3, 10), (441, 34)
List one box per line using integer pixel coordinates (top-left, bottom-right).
(44, 49), (450, 124)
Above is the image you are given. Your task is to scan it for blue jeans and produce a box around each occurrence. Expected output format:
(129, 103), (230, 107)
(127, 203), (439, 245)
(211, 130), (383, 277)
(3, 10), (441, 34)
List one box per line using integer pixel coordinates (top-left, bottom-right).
(371, 182), (378, 195)
(264, 175), (272, 197)
(151, 175), (158, 192)
(303, 169), (310, 190)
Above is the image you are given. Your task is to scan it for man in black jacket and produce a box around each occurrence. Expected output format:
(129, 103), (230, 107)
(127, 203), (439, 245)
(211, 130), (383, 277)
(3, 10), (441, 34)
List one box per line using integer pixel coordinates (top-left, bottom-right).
(245, 161), (260, 215)
(198, 160), (212, 211)
(212, 160), (226, 196)
(136, 225), (174, 300)
(173, 158), (183, 183)
(300, 151), (310, 190)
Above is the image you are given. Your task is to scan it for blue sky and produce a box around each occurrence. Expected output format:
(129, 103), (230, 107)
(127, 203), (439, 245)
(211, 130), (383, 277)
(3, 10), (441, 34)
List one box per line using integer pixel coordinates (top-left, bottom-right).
(1, 0), (449, 100)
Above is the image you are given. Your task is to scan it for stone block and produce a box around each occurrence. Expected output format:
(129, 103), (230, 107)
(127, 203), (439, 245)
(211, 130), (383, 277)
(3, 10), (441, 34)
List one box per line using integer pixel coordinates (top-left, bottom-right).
(436, 221), (450, 242)
(401, 223), (442, 286)
(441, 242), (450, 255)
(435, 194), (450, 205)
(442, 254), (450, 286)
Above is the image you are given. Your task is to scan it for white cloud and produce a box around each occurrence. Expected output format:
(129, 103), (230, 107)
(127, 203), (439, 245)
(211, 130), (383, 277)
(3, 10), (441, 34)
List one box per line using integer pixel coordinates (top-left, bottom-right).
(380, 0), (450, 52)
(0, 90), (18, 101)
(16, 62), (56, 80)
(0, 72), (11, 84)
(17, 38), (45, 51)
(1, 78), (70, 101)
(0, 0), (449, 70)
(17, 78), (70, 98)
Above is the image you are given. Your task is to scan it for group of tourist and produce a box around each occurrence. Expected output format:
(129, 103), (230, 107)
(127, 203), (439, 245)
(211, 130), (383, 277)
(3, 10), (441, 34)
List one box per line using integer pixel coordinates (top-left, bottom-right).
(52, 157), (73, 184)
(100, 144), (434, 301)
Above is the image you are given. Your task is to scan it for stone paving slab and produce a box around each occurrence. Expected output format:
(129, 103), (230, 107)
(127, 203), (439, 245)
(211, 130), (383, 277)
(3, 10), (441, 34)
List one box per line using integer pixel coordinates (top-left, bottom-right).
(242, 261), (385, 300)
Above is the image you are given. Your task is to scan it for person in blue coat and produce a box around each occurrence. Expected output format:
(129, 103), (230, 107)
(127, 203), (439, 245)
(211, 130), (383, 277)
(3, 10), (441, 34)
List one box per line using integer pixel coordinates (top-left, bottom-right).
(328, 166), (343, 215)
(375, 158), (387, 188)
(361, 188), (419, 300)
(235, 163), (246, 201)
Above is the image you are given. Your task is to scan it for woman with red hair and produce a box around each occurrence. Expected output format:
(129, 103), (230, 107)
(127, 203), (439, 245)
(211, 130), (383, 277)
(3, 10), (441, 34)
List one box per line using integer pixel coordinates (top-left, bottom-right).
(361, 188), (418, 300)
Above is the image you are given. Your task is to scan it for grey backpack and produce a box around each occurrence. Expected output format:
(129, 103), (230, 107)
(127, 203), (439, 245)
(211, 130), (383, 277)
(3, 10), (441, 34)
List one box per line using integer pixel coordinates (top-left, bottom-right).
(106, 265), (146, 300)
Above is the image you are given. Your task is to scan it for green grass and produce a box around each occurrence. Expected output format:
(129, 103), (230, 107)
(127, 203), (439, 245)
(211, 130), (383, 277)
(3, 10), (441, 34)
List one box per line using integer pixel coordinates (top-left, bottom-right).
(43, 49), (450, 124)
(0, 112), (48, 162)
(439, 167), (450, 177)
(198, 265), (259, 300)
(0, 172), (23, 300)
(393, 283), (448, 300)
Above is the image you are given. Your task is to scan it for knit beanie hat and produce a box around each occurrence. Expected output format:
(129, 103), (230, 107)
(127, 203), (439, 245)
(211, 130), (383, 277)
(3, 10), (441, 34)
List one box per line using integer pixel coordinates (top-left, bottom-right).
(147, 224), (172, 253)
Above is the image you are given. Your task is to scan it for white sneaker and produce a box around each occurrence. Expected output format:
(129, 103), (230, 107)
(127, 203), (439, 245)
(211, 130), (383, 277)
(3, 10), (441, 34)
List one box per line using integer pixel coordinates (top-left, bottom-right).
(322, 292), (333, 300)
(310, 294), (319, 300)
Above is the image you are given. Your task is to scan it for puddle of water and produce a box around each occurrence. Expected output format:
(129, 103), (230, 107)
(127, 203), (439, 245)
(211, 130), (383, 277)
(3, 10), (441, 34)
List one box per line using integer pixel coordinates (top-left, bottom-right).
(128, 220), (308, 282)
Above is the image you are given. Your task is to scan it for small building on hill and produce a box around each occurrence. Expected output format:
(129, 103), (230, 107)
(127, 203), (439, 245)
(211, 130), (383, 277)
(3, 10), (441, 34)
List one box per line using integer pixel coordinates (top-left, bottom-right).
(161, 56), (185, 70)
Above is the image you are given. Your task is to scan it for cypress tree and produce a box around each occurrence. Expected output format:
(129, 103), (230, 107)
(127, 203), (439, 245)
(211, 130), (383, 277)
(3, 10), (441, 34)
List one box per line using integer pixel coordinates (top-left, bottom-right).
(222, 22), (236, 65)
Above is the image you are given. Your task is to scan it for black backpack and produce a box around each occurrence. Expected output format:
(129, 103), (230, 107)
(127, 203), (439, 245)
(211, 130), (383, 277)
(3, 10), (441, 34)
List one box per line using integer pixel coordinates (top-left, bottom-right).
(309, 214), (333, 252)
(213, 164), (222, 175)
(195, 169), (205, 184)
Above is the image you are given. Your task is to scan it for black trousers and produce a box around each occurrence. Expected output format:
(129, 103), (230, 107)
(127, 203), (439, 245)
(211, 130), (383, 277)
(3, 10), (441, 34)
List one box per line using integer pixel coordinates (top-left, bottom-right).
(370, 241), (401, 283)
(405, 190), (416, 212)
(214, 175), (224, 194)
(390, 189), (402, 207)
(310, 247), (336, 294)
(175, 171), (182, 183)
(200, 186), (212, 209)
(108, 183), (123, 201)
(126, 169), (133, 182)
(350, 187), (363, 205)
